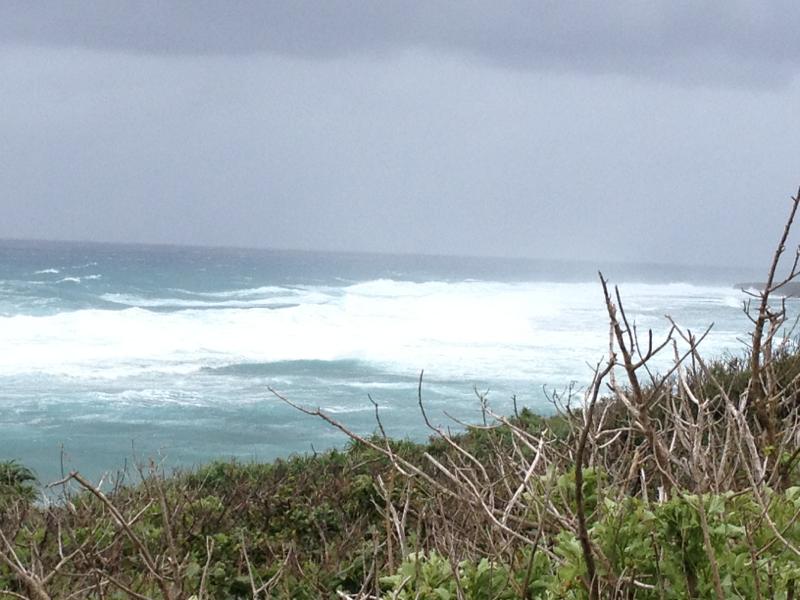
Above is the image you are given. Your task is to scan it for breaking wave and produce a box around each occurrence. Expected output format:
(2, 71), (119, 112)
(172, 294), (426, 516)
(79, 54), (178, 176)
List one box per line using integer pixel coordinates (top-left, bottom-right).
(0, 279), (748, 382)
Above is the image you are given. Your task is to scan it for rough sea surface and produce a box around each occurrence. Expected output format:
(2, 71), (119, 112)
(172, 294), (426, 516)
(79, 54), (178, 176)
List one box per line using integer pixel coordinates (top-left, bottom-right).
(0, 240), (771, 481)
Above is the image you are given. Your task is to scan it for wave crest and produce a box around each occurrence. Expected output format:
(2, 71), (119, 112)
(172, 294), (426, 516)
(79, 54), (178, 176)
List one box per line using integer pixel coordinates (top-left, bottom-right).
(0, 279), (746, 381)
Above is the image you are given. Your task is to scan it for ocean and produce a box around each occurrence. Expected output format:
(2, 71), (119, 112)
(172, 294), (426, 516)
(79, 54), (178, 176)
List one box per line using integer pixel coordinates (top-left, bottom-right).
(0, 239), (769, 482)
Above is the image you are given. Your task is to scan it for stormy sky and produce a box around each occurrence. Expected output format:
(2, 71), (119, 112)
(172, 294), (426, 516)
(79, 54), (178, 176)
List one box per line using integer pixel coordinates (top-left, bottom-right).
(1, 2), (799, 267)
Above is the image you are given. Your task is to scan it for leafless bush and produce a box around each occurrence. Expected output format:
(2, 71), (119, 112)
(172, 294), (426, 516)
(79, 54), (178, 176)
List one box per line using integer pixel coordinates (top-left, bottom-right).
(273, 186), (800, 597)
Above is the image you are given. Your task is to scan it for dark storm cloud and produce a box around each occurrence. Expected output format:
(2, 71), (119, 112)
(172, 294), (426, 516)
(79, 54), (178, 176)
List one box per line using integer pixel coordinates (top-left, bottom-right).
(2, 1), (800, 85)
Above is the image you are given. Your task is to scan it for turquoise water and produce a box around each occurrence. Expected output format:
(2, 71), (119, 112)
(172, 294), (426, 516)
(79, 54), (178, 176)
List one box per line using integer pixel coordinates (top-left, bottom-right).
(0, 239), (767, 482)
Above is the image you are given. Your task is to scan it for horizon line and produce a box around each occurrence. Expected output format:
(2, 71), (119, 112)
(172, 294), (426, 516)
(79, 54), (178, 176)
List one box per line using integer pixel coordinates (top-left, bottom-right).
(0, 235), (762, 274)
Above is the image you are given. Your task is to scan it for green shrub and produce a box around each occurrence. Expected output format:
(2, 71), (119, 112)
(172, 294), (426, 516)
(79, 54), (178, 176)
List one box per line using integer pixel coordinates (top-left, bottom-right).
(0, 460), (36, 508)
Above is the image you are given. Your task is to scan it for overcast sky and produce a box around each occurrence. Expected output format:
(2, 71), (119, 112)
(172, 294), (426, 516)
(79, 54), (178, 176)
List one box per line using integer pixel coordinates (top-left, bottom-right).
(1, 2), (798, 267)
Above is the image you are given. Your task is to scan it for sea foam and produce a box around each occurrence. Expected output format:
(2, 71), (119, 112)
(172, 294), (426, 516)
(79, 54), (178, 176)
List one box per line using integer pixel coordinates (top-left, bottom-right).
(0, 279), (747, 383)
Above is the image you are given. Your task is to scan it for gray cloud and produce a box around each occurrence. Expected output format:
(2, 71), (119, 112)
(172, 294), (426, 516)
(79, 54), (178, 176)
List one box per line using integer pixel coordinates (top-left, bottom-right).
(1, 44), (798, 267)
(1, 4), (799, 269)
(2, 2), (800, 85)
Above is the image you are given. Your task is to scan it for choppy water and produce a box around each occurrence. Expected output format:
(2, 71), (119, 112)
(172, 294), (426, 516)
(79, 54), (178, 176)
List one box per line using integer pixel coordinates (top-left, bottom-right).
(0, 240), (770, 481)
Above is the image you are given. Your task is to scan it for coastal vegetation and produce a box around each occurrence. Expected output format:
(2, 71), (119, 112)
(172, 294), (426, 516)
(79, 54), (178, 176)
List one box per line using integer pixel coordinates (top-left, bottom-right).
(2, 187), (800, 598)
